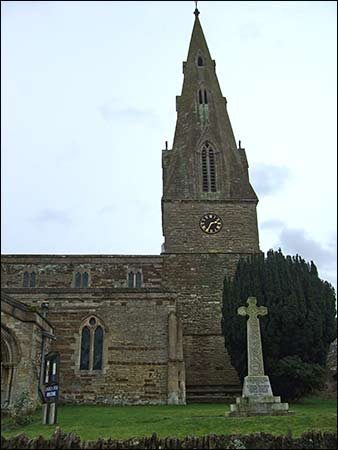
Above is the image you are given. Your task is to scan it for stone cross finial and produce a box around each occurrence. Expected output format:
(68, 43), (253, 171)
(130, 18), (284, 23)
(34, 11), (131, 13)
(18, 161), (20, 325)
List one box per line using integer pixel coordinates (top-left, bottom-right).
(238, 297), (267, 376)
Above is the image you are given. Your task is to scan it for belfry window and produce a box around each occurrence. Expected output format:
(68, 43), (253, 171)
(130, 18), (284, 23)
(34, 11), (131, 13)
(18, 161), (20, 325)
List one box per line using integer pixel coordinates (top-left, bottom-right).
(79, 317), (104, 371)
(23, 271), (36, 288)
(74, 271), (89, 288)
(202, 142), (217, 192)
(128, 271), (142, 288)
(198, 89), (208, 105)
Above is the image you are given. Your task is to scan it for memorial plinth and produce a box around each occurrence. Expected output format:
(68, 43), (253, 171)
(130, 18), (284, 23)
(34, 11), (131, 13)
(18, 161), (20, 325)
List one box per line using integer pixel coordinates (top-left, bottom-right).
(229, 297), (290, 416)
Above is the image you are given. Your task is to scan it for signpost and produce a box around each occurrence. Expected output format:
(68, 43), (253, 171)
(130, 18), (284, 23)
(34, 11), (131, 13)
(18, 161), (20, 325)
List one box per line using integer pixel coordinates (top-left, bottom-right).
(42, 352), (59, 425)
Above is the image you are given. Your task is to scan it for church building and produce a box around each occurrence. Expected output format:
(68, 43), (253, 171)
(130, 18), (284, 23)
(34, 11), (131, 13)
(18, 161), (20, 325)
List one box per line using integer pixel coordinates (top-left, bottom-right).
(1, 7), (260, 409)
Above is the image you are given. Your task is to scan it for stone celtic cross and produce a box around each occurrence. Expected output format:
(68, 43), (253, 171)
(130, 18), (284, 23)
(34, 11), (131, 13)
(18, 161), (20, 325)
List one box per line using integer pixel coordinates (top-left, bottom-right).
(238, 297), (267, 377)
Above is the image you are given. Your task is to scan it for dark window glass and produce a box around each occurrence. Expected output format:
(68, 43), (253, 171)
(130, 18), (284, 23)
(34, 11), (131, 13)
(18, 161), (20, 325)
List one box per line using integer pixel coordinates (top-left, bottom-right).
(202, 147), (208, 192)
(202, 143), (217, 192)
(209, 148), (216, 192)
(82, 272), (89, 288)
(75, 272), (81, 288)
(197, 56), (204, 67)
(198, 90), (203, 104)
(136, 272), (142, 288)
(30, 271), (36, 288)
(204, 90), (208, 104)
(93, 326), (103, 370)
(89, 317), (96, 326)
(80, 327), (90, 370)
(128, 271), (134, 288)
(23, 271), (29, 287)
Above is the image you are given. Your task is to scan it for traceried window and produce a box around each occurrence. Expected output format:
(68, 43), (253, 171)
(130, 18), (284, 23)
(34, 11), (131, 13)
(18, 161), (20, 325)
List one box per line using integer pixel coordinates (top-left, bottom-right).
(74, 271), (89, 288)
(23, 271), (36, 288)
(128, 271), (142, 288)
(202, 142), (217, 192)
(79, 317), (104, 371)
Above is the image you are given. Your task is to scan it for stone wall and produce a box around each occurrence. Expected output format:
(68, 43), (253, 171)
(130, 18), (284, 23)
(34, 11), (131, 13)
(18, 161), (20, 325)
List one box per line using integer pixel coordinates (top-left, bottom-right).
(162, 200), (259, 254)
(1, 256), (163, 289)
(162, 252), (255, 399)
(1, 250), (251, 404)
(1, 295), (54, 411)
(2, 430), (337, 449)
(1, 287), (176, 405)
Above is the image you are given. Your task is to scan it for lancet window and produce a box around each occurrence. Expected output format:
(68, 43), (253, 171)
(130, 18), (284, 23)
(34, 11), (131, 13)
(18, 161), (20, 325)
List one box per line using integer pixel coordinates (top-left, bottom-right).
(202, 142), (217, 192)
(23, 271), (36, 287)
(74, 271), (89, 288)
(198, 89), (208, 105)
(128, 271), (142, 288)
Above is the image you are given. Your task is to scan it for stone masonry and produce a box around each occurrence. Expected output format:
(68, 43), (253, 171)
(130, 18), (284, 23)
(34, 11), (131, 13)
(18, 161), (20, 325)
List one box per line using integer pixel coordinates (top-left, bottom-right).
(1, 9), (260, 405)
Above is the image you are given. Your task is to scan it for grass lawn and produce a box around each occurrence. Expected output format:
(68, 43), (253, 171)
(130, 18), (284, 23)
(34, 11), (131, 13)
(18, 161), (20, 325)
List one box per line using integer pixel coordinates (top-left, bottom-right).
(2, 396), (336, 441)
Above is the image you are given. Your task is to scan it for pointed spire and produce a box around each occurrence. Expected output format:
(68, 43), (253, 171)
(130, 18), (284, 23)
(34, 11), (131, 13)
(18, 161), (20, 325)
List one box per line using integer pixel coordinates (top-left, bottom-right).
(162, 4), (258, 203)
(186, 4), (212, 65)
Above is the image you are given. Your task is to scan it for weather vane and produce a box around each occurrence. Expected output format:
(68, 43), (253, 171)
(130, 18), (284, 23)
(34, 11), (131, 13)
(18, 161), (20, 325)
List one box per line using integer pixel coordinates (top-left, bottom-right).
(194, 0), (200, 16)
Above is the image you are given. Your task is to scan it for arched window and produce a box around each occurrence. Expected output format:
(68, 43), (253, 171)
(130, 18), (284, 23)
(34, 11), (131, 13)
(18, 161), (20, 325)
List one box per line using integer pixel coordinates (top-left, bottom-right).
(135, 271), (142, 288)
(197, 56), (204, 67)
(198, 89), (208, 105)
(93, 326), (103, 370)
(82, 272), (89, 288)
(204, 90), (208, 104)
(75, 272), (81, 288)
(23, 271), (29, 287)
(74, 271), (90, 288)
(23, 271), (36, 288)
(79, 317), (104, 371)
(128, 271), (143, 288)
(128, 271), (134, 288)
(80, 326), (90, 370)
(202, 142), (217, 192)
(30, 271), (36, 288)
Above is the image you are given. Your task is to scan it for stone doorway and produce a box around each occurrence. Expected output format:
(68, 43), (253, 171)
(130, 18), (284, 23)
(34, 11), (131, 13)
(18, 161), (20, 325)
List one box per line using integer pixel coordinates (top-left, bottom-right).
(1, 326), (20, 409)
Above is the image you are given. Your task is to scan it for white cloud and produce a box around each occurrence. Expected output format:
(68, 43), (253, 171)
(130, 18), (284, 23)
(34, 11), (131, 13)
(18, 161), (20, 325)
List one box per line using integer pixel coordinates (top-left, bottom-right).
(251, 164), (292, 197)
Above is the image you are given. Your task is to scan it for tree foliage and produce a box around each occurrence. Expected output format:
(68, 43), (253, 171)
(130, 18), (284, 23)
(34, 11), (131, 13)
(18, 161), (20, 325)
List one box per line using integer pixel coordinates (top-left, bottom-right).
(221, 249), (337, 400)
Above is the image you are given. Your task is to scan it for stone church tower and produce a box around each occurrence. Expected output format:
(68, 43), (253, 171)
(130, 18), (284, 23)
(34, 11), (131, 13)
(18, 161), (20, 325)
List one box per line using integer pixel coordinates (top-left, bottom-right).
(162, 9), (260, 401)
(1, 8), (260, 407)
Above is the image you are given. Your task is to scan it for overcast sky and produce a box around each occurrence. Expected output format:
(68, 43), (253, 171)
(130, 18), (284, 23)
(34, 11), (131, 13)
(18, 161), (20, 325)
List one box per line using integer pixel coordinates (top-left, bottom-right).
(1, 1), (337, 291)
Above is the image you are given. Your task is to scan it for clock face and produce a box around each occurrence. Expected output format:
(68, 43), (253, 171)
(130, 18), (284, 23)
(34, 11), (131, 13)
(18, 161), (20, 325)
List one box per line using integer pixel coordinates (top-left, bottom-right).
(200, 213), (223, 234)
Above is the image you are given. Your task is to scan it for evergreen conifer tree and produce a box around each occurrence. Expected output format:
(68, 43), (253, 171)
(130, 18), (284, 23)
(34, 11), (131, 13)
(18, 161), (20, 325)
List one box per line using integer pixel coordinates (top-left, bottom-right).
(221, 249), (337, 400)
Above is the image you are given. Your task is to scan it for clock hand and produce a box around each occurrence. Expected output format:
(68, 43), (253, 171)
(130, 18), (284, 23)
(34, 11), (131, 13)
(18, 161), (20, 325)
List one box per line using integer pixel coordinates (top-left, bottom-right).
(206, 220), (217, 232)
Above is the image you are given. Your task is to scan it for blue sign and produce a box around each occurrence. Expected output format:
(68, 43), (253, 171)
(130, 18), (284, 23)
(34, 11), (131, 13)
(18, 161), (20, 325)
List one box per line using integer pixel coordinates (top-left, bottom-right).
(45, 385), (59, 401)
